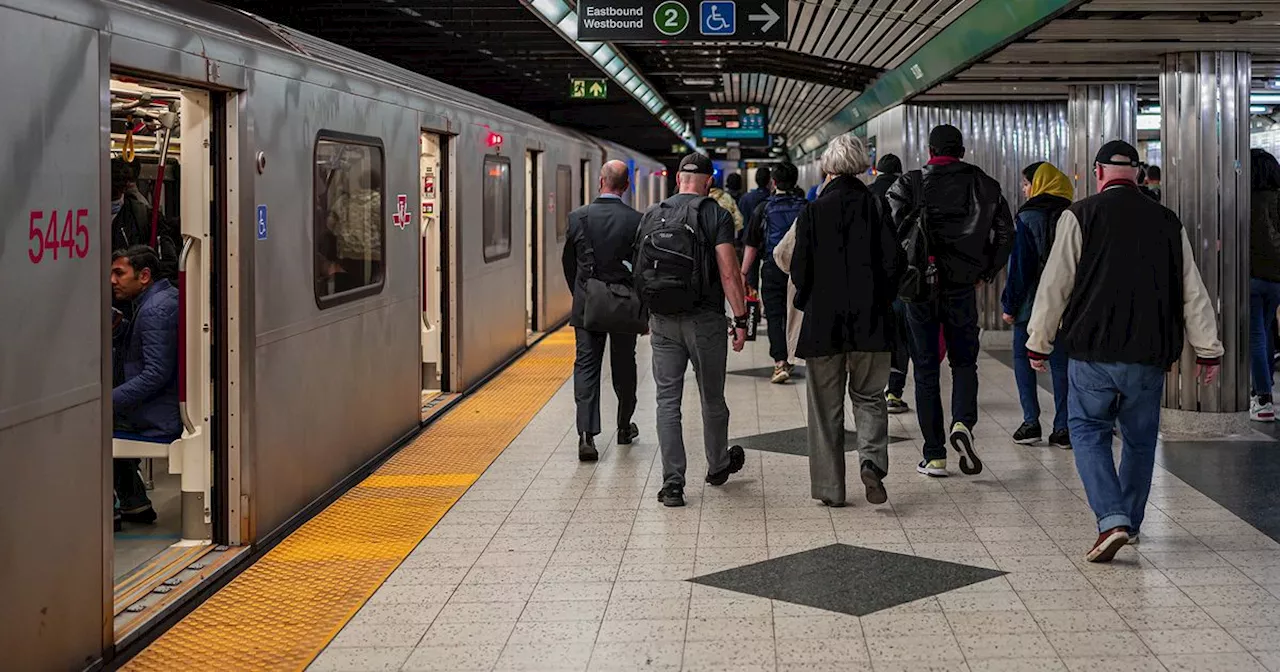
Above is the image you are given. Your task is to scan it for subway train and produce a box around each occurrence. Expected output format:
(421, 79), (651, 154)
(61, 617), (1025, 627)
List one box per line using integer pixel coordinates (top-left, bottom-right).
(0, 0), (668, 667)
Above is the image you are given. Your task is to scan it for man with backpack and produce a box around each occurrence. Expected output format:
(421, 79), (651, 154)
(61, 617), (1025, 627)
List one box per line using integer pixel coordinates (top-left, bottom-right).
(887, 124), (1014, 478)
(740, 162), (806, 383)
(562, 160), (643, 462)
(637, 153), (749, 508)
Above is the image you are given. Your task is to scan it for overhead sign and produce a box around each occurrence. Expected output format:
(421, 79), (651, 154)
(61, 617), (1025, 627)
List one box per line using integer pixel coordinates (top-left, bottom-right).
(577, 0), (787, 42)
(697, 105), (769, 147)
(571, 78), (608, 99)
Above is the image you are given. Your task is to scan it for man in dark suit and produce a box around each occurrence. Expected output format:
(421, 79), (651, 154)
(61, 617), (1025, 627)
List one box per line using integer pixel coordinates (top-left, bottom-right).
(562, 160), (642, 462)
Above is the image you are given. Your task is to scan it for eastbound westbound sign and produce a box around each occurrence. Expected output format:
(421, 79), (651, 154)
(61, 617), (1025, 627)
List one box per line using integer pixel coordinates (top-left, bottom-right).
(571, 78), (608, 99)
(577, 0), (787, 42)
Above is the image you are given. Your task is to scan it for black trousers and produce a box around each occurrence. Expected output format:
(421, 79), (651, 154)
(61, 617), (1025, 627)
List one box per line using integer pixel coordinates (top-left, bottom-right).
(760, 260), (790, 363)
(114, 458), (151, 512)
(574, 328), (638, 436)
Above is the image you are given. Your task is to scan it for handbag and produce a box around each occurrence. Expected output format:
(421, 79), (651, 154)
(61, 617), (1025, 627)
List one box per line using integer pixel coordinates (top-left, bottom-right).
(580, 213), (648, 334)
(898, 170), (939, 303)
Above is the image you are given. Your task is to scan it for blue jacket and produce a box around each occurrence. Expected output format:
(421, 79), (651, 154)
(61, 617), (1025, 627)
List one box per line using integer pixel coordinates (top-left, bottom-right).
(1001, 195), (1070, 323)
(113, 279), (181, 438)
(737, 188), (770, 240)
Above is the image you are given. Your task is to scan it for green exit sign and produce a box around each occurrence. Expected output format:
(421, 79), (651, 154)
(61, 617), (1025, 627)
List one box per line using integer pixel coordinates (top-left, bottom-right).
(571, 78), (608, 99)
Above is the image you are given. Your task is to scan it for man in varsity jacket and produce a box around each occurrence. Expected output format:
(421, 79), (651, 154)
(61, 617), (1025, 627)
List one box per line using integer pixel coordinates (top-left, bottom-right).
(1026, 140), (1224, 564)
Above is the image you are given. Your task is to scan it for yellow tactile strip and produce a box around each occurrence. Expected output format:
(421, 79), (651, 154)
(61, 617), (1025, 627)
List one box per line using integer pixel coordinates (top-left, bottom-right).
(124, 328), (576, 671)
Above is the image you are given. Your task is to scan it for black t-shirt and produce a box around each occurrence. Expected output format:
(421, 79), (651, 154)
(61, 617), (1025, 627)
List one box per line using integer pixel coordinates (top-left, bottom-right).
(661, 193), (735, 312)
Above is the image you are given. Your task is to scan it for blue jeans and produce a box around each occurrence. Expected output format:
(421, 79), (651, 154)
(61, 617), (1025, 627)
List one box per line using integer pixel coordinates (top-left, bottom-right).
(1013, 322), (1068, 431)
(905, 285), (980, 460)
(1068, 360), (1164, 534)
(1251, 278), (1280, 398)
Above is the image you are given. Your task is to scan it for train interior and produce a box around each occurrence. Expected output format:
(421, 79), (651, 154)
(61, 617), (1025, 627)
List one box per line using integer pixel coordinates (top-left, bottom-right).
(525, 150), (542, 342)
(108, 73), (234, 642)
(419, 131), (453, 418)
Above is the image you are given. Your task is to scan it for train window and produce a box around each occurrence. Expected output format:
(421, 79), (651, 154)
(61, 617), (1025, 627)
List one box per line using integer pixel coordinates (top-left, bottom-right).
(483, 155), (512, 262)
(555, 165), (571, 241)
(314, 132), (385, 306)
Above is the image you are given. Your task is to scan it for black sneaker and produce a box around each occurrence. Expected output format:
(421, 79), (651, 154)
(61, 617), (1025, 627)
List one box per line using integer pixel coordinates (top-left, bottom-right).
(886, 393), (910, 414)
(617, 423), (639, 445)
(706, 445), (745, 486)
(1012, 421), (1042, 445)
(949, 422), (983, 475)
(860, 461), (888, 505)
(120, 505), (157, 524)
(657, 483), (685, 507)
(578, 433), (598, 462)
(1049, 429), (1072, 449)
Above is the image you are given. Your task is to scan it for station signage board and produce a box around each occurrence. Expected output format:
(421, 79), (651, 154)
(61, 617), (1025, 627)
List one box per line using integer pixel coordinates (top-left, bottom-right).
(697, 105), (769, 147)
(577, 0), (787, 42)
(570, 78), (608, 99)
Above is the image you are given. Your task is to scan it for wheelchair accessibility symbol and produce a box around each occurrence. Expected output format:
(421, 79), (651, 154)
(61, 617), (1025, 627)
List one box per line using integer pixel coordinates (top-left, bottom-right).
(700, 1), (736, 36)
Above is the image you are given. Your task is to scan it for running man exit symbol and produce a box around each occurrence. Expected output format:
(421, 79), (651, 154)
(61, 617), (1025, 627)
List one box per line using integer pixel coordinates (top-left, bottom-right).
(570, 78), (608, 99)
(701, 1), (736, 35)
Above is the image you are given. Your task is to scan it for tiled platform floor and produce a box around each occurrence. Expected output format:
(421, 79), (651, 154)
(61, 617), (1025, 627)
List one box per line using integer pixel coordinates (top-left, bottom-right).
(311, 334), (1280, 672)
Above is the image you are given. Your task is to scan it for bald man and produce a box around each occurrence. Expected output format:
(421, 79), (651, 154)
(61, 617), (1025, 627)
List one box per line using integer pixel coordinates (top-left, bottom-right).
(562, 160), (644, 461)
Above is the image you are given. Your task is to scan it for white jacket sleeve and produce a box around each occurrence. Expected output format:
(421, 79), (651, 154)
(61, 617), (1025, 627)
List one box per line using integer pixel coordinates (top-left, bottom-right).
(1026, 210), (1082, 356)
(1179, 230), (1225, 361)
(772, 221), (798, 274)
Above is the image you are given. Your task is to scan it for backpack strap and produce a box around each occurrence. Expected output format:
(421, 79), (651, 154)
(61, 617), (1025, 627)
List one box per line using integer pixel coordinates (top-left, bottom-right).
(578, 203), (599, 279)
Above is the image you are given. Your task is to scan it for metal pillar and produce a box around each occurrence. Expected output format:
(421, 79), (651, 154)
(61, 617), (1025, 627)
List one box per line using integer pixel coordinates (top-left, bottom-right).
(1160, 52), (1251, 413)
(1067, 85), (1137, 199)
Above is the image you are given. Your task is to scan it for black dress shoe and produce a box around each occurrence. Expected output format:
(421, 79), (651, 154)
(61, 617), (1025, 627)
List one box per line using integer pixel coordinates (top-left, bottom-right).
(617, 422), (639, 445)
(578, 433), (598, 462)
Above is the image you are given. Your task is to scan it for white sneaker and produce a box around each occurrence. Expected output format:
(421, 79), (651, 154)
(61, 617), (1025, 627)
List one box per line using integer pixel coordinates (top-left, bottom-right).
(1251, 397), (1276, 422)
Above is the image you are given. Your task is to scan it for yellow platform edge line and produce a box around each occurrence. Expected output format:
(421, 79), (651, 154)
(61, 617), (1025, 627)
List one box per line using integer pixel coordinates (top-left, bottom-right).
(123, 328), (575, 672)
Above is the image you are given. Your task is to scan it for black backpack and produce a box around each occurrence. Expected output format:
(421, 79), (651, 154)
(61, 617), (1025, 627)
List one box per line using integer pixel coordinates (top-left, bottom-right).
(634, 197), (710, 315)
(898, 170), (939, 303)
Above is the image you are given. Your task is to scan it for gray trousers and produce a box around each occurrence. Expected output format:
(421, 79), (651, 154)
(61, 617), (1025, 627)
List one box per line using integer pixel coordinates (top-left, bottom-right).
(651, 311), (731, 487)
(806, 351), (892, 503)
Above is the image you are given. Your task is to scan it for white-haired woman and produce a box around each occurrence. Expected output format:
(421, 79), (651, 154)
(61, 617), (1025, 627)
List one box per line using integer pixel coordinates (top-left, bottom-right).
(790, 134), (905, 507)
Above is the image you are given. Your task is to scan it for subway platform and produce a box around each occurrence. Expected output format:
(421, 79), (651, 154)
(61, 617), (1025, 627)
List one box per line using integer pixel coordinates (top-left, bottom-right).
(133, 328), (1280, 672)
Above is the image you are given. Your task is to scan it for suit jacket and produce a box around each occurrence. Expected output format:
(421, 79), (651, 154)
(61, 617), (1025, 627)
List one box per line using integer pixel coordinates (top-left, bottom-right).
(562, 196), (642, 328)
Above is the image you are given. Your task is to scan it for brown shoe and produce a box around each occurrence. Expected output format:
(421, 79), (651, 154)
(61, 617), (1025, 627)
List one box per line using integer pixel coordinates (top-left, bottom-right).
(1086, 527), (1130, 563)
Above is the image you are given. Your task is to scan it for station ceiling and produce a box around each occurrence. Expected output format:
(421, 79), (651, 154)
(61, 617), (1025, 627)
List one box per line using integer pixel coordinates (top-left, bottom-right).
(917, 0), (1280, 102)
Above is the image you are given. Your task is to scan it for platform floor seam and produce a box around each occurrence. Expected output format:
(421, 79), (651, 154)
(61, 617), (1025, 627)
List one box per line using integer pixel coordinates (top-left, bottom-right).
(123, 328), (576, 671)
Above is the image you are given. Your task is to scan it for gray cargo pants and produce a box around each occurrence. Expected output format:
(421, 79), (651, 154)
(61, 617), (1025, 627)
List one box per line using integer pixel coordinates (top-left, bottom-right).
(650, 311), (731, 488)
(806, 351), (891, 504)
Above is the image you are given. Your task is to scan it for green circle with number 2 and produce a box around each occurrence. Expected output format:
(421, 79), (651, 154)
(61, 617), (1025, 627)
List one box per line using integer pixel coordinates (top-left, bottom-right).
(653, 0), (689, 36)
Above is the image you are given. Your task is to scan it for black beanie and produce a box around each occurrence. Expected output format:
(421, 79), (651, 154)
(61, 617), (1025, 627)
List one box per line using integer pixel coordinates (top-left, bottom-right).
(876, 154), (903, 175)
(928, 124), (964, 156)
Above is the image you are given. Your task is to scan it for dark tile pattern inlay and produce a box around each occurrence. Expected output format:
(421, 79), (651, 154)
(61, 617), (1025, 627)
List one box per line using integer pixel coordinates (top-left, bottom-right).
(690, 543), (1006, 616)
(732, 427), (910, 456)
(1158, 440), (1280, 543)
(728, 365), (806, 380)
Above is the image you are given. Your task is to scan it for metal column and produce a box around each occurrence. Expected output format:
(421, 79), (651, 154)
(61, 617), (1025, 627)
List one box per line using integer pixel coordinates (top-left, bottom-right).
(1160, 52), (1251, 414)
(1067, 85), (1137, 199)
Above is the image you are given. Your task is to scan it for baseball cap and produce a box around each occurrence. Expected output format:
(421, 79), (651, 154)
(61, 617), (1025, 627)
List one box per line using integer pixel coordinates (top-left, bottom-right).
(1095, 140), (1141, 167)
(678, 152), (714, 175)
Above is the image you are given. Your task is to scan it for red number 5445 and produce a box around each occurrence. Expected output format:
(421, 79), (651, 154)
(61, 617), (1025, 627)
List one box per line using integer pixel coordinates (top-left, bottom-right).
(29, 209), (90, 264)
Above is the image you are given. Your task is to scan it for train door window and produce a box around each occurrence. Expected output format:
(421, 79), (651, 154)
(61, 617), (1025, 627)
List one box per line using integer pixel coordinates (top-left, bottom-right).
(482, 155), (512, 262)
(107, 74), (224, 638)
(420, 132), (450, 409)
(524, 150), (542, 336)
(314, 133), (385, 305)
(580, 158), (591, 206)
(633, 167), (644, 209)
(555, 165), (571, 241)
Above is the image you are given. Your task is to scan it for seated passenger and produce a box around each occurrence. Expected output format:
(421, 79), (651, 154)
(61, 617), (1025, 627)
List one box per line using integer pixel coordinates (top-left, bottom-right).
(111, 245), (181, 527)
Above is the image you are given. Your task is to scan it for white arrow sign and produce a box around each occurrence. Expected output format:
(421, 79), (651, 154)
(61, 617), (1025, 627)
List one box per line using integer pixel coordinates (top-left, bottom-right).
(748, 3), (780, 32)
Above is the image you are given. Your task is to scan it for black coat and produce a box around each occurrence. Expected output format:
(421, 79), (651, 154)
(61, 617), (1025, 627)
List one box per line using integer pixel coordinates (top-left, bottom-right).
(791, 176), (906, 358)
(562, 196), (642, 328)
(886, 161), (1014, 286)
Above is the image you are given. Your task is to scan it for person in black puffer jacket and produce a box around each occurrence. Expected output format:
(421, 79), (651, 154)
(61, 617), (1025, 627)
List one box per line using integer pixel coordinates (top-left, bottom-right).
(887, 124), (1014, 479)
(1249, 149), (1280, 422)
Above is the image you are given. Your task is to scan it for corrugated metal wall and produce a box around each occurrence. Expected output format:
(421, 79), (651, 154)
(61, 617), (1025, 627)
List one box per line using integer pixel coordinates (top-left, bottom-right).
(903, 103), (1070, 330)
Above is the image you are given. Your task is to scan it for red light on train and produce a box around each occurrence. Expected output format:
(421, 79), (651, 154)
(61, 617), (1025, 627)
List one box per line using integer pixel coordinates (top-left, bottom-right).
(487, 132), (504, 147)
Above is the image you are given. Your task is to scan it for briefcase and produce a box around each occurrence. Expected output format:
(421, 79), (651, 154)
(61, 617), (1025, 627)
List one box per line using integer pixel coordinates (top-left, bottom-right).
(583, 277), (648, 335)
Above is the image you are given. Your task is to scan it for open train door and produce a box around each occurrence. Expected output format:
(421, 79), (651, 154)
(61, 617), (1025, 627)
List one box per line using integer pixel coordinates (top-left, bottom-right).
(419, 131), (455, 419)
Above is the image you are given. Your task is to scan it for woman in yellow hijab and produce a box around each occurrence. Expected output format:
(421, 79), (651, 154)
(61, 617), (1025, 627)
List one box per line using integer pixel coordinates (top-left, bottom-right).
(1001, 161), (1074, 449)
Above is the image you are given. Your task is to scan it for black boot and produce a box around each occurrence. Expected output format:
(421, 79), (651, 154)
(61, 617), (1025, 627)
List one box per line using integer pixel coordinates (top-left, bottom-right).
(578, 433), (598, 462)
(617, 422), (639, 445)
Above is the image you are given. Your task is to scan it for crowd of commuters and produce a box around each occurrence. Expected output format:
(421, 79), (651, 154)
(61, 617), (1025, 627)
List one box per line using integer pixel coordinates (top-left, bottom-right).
(561, 126), (1238, 563)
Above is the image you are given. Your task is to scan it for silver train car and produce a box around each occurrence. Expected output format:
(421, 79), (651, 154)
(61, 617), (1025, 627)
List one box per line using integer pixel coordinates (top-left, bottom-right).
(0, 0), (667, 667)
